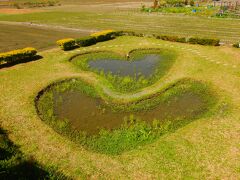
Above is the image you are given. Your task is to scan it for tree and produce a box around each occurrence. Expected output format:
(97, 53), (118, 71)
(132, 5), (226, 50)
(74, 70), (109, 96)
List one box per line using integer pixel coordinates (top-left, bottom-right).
(153, 0), (158, 8)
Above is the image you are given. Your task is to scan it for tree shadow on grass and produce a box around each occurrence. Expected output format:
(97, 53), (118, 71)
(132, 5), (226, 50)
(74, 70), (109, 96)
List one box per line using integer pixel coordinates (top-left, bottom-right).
(0, 128), (68, 180)
(0, 55), (43, 70)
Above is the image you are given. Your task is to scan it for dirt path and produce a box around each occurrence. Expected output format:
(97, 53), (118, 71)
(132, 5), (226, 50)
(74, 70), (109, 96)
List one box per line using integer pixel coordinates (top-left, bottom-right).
(0, 8), (43, 14)
(0, 20), (97, 33)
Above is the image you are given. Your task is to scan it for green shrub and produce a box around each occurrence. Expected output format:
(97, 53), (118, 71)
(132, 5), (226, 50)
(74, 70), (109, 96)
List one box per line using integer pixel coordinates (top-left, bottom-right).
(156, 35), (186, 43)
(90, 30), (118, 42)
(233, 42), (240, 48)
(56, 38), (76, 50)
(22, 0), (60, 8)
(176, 37), (187, 43)
(188, 37), (220, 46)
(0, 47), (37, 64)
(189, 0), (195, 6)
(121, 31), (220, 46)
(76, 36), (97, 47)
(165, 0), (185, 7)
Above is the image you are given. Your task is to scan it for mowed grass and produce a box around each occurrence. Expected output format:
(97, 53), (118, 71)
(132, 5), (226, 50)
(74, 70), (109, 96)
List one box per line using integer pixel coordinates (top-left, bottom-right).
(0, 4), (240, 43)
(0, 36), (239, 178)
(0, 23), (88, 52)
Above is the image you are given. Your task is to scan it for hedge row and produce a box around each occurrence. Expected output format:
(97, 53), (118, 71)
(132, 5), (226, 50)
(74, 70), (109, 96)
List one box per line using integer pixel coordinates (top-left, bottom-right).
(56, 38), (76, 51)
(233, 42), (240, 48)
(122, 31), (220, 46)
(188, 37), (220, 46)
(76, 36), (97, 47)
(0, 47), (37, 64)
(156, 35), (187, 43)
(56, 30), (221, 51)
(56, 30), (120, 51)
(90, 29), (119, 42)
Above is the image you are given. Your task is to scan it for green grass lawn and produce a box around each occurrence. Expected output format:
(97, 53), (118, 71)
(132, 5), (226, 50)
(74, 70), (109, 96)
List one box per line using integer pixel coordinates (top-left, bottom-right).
(0, 36), (239, 178)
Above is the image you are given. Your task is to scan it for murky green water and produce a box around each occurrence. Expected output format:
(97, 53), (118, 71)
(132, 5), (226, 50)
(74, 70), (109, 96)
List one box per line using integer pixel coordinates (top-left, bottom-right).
(88, 54), (163, 78)
(54, 91), (205, 135)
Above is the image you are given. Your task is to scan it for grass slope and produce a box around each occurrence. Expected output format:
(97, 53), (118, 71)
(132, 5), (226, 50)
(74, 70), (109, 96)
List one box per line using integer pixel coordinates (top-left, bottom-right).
(0, 36), (239, 178)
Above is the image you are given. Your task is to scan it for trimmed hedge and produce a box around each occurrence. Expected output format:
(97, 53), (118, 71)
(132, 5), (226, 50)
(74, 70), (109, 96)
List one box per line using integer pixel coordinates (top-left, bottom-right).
(121, 31), (220, 46)
(0, 47), (37, 64)
(233, 42), (240, 48)
(90, 30), (118, 42)
(76, 36), (97, 47)
(56, 38), (76, 50)
(156, 35), (187, 43)
(188, 37), (220, 46)
(57, 30), (221, 51)
(56, 30), (121, 50)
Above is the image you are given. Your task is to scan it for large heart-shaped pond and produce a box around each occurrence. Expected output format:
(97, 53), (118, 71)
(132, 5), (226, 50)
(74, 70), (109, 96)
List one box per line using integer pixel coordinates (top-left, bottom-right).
(36, 78), (216, 154)
(37, 79), (214, 136)
(55, 91), (204, 135)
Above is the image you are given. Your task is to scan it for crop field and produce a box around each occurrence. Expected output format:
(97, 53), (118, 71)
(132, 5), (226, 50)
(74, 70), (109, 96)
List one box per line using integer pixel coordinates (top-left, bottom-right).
(0, 1), (240, 44)
(0, 22), (88, 52)
(0, 0), (240, 179)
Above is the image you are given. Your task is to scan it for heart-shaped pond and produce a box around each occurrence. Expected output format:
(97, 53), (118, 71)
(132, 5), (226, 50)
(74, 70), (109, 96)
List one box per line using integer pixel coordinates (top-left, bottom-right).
(72, 49), (176, 78)
(36, 78), (216, 155)
(71, 49), (177, 92)
(87, 54), (161, 78)
(56, 91), (203, 135)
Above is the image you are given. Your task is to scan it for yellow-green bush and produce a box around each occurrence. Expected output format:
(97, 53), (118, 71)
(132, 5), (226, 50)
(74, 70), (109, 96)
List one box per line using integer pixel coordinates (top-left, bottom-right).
(90, 30), (119, 42)
(0, 47), (37, 64)
(91, 30), (115, 37)
(56, 38), (76, 50)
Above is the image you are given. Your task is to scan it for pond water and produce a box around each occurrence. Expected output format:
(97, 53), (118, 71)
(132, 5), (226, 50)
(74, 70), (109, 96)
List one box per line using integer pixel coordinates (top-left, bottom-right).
(54, 91), (205, 135)
(88, 54), (162, 78)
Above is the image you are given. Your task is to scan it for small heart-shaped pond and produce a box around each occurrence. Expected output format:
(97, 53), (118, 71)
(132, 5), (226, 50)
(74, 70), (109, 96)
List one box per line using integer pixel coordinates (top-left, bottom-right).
(71, 49), (176, 79)
(88, 54), (161, 78)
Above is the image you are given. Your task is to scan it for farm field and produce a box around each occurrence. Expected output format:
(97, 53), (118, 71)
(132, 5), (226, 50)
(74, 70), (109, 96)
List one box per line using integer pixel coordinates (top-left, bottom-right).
(0, 0), (240, 179)
(0, 22), (88, 52)
(0, 1), (240, 44)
